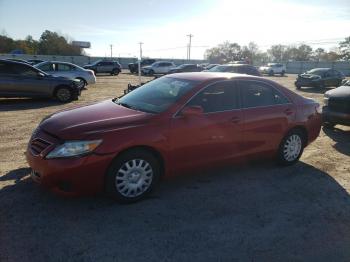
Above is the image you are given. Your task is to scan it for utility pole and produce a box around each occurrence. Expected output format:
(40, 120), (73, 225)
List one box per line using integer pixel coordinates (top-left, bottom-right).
(138, 42), (143, 84)
(110, 44), (113, 58)
(187, 34), (193, 61)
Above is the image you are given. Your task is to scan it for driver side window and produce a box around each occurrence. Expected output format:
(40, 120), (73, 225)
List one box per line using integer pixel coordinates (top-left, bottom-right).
(187, 81), (239, 113)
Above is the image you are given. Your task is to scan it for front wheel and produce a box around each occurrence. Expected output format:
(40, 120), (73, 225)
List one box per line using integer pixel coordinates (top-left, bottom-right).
(280, 70), (285, 76)
(75, 78), (86, 89)
(277, 129), (305, 166)
(111, 68), (120, 76)
(269, 70), (274, 76)
(55, 87), (74, 103)
(148, 69), (155, 76)
(105, 149), (161, 203)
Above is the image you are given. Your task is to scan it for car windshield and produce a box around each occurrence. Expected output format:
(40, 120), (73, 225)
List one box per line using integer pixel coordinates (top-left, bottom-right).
(306, 69), (328, 76)
(116, 77), (199, 113)
(209, 65), (237, 72)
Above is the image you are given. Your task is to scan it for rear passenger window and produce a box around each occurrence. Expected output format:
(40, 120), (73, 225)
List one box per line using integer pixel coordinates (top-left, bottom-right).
(187, 81), (239, 113)
(57, 64), (72, 71)
(240, 81), (289, 108)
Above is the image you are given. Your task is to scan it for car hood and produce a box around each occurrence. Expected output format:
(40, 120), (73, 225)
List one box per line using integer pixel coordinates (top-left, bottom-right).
(325, 85), (350, 99)
(40, 100), (153, 139)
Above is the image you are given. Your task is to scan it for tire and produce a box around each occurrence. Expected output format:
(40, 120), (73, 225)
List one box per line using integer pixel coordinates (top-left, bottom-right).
(295, 83), (301, 90)
(111, 68), (120, 76)
(268, 70), (274, 76)
(105, 149), (161, 203)
(280, 70), (285, 76)
(55, 86), (74, 103)
(277, 129), (305, 166)
(323, 122), (336, 129)
(75, 78), (86, 89)
(148, 69), (155, 76)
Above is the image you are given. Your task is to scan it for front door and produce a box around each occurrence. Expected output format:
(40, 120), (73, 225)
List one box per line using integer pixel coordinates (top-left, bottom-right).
(170, 81), (243, 172)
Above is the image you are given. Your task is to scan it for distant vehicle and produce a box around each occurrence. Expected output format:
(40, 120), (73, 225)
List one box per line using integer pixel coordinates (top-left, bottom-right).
(83, 60), (121, 75)
(141, 61), (176, 75)
(168, 64), (203, 74)
(5, 58), (30, 64)
(294, 68), (345, 90)
(0, 59), (81, 103)
(128, 59), (156, 74)
(208, 64), (261, 76)
(259, 63), (286, 76)
(323, 85), (350, 127)
(35, 61), (96, 88)
(27, 59), (45, 66)
(26, 72), (321, 202)
(229, 61), (248, 64)
(204, 64), (219, 70)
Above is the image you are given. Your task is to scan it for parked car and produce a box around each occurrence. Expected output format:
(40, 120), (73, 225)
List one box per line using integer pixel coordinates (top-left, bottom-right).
(83, 60), (121, 75)
(5, 58), (30, 64)
(26, 72), (321, 203)
(27, 59), (45, 66)
(0, 59), (81, 102)
(323, 85), (350, 127)
(208, 64), (261, 76)
(128, 58), (156, 74)
(35, 61), (96, 88)
(294, 68), (345, 90)
(141, 61), (176, 75)
(204, 64), (219, 70)
(259, 63), (286, 76)
(168, 64), (203, 74)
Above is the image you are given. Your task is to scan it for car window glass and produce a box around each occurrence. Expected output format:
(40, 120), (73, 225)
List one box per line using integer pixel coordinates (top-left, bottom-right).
(241, 81), (280, 108)
(39, 63), (54, 71)
(187, 81), (239, 113)
(12, 64), (38, 77)
(57, 64), (72, 71)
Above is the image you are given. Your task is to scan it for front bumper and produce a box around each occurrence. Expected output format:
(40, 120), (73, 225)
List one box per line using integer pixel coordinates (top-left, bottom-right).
(26, 129), (115, 196)
(322, 106), (350, 126)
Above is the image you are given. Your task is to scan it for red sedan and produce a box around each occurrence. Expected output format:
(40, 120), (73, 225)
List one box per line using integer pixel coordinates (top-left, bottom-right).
(26, 73), (322, 203)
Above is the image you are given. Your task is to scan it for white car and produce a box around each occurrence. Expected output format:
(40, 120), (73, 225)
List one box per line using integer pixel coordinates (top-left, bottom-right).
(259, 63), (286, 76)
(141, 61), (176, 75)
(35, 61), (96, 88)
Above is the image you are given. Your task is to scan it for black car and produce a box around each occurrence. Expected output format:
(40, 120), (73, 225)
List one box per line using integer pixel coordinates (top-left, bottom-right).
(294, 68), (345, 90)
(0, 59), (81, 102)
(323, 84), (350, 127)
(5, 58), (30, 64)
(128, 59), (156, 74)
(83, 60), (121, 75)
(208, 64), (261, 76)
(168, 64), (203, 74)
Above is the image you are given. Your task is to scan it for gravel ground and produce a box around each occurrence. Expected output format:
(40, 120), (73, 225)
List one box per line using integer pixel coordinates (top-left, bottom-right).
(0, 72), (349, 262)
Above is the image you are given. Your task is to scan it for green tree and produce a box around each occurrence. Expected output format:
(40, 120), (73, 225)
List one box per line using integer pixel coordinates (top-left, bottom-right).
(205, 41), (242, 63)
(339, 36), (350, 60)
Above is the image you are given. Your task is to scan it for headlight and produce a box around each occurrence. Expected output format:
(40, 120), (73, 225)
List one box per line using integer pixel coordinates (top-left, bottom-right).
(46, 140), (102, 159)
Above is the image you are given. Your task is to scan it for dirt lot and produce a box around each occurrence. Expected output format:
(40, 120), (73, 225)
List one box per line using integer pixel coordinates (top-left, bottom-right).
(1, 72), (350, 262)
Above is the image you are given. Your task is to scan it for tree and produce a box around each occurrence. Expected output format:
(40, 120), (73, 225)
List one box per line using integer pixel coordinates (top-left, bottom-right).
(339, 36), (350, 60)
(241, 42), (260, 64)
(267, 45), (287, 62)
(205, 41), (242, 63)
(38, 30), (82, 55)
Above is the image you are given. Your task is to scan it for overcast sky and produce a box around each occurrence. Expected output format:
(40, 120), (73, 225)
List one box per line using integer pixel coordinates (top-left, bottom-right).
(0, 0), (349, 59)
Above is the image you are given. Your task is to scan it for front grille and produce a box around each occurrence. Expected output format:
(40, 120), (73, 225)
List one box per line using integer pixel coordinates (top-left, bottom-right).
(328, 99), (350, 114)
(30, 138), (51, 156)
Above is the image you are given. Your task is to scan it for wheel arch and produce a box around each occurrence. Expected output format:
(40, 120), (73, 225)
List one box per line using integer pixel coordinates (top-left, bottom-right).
(286, 125), (308, 146)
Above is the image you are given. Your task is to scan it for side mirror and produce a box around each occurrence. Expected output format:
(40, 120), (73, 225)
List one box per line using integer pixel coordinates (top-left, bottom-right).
(181, 106), (204, 117)
(37, 72), (45, 78)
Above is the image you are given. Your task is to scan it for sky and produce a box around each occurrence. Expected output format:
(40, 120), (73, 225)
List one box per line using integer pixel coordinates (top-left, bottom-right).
(0, 0), (349, 59)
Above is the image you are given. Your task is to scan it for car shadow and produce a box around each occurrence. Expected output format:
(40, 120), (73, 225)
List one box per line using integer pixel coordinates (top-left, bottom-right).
(1, 161), (350, 261)
(323, 126), (350, 156)
(0, 98), (62, 111)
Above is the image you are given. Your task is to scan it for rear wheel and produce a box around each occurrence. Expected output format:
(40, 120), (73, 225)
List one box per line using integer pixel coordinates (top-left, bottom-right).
(277, 129), (305, 165)
(105, 149), (161, 203)
(269, 70), (274, 76)
(280, 70), (285, 76)
(55, 86), (74, 103)
(111, 68), (120, 76)
(148, 69), (155, 76)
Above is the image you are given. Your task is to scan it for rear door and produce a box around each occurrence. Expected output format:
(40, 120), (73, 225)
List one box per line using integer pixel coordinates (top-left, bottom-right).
(238, 80), (294, 156)
(170, 81), (243, 171)
(56, 63), (75, 79)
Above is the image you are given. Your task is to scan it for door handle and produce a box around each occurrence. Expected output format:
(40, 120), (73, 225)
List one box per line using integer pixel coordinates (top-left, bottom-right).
(231, 116), (240, 124)
(284, 108), (293, 116)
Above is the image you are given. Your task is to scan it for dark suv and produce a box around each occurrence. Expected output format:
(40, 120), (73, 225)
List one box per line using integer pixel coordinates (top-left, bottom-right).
(295, 68), (345, 89)
(128, 59), (156, 74)
(83, 60), (121, 75)
(0, 60), (81, 102)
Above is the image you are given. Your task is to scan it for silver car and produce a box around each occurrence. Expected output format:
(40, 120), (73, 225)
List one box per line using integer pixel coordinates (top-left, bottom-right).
(35, 61), (96, 88)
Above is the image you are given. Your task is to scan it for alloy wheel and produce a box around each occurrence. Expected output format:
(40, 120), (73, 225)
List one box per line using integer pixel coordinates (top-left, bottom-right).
(283, 134), (302, 162)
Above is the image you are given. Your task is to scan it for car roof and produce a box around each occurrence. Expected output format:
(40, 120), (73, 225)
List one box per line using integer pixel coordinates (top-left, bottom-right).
(165, 72), (261, 81)
(0, 59), (31, 65)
